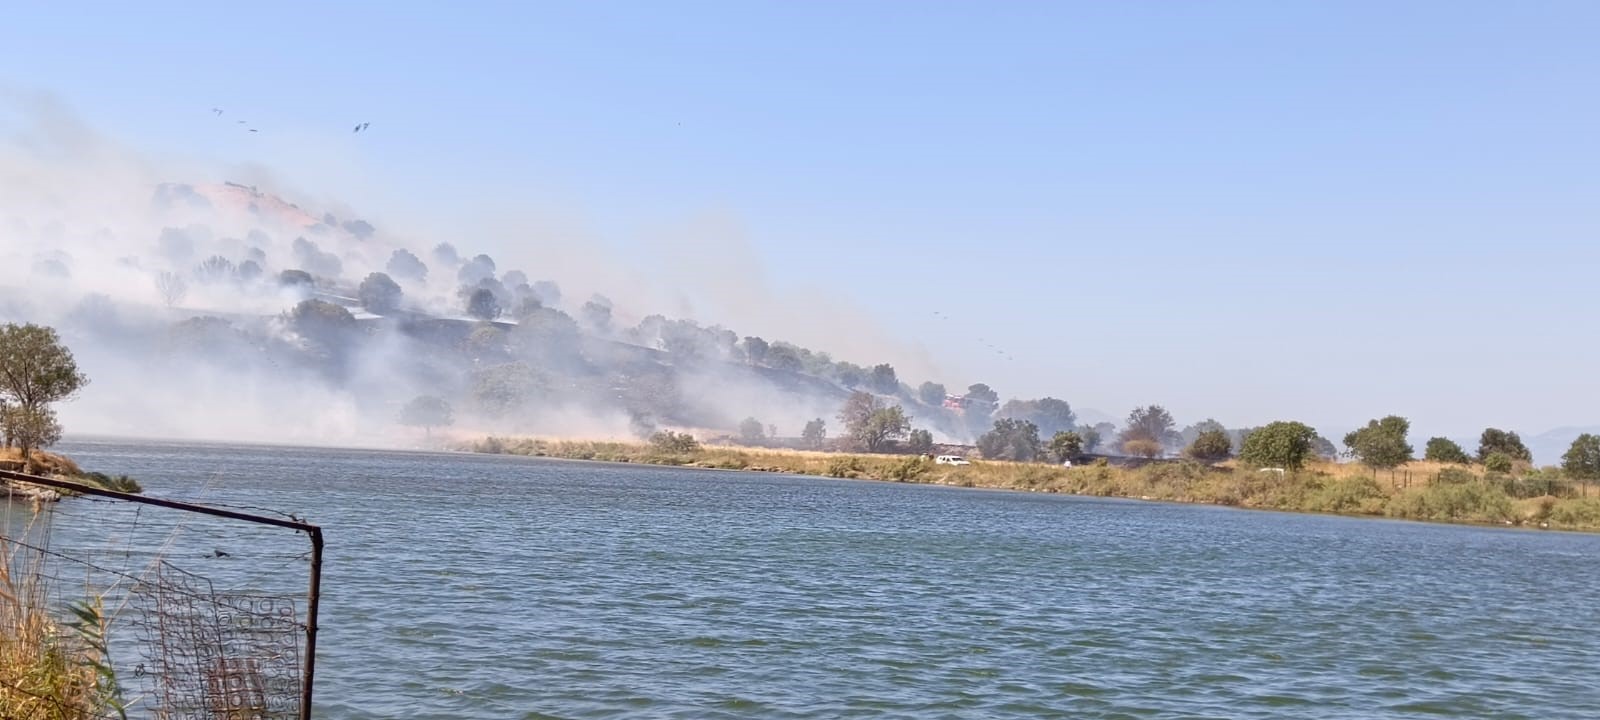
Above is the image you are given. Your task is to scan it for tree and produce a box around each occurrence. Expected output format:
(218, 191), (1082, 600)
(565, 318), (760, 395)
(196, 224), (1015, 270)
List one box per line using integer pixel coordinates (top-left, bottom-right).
(766, 344), (803, 372)
(0, 324), (87, 467)
(1484, 452), (1513, 474)
(236, 259), (263, 282)
(195, 255), (235, 283)
(0, 324), (90, 416)
(917, 381), (947, 406)
(742, 336), (769, 366)
(1478, 428), (1532, 464)
(868, 364), (899, 395)
(1049, 431), (1084, 463)
(1179, 419), (1227, 449)
(1424, 437), (1471, 464)
(287, 299), (357, 352)
(907, 428), (934, 454)
(358, 272), (404, 315)
(581, 297), (613, 334)
(1080, 425), (1103, 453)
(739, 417), (766, 445)
(1343, 415), (1414, 471)
(532, 280), (562, 307)
(278, 269), (313, 288)
(1238, 421), (1319, 471)
(1, 406), (61, 470)
(465, 287), (502, 321)
(155, 271), (188, 307)
(1185, 429), (1232, 463)
(387, 249), (428, 281)
(998, 397), (1076, 437)
(431, 242), (460, 267)
(977, 418), (1041, 461)
(964, 383), (999, 406)
(801, 419), (827, 448)
(399, 396), (453, 438)
(838, 391), (910, 452)
(1562, 434), (1600, 483)
(1120, 405), (1178, 450)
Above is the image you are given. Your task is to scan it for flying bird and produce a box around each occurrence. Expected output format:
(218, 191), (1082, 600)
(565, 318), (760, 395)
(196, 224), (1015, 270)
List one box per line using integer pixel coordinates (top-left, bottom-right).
(353, 122), (370, 133)
(211, 107), (223, 116)
(248, 128), (258, 133)
(237, 120), (246, 124)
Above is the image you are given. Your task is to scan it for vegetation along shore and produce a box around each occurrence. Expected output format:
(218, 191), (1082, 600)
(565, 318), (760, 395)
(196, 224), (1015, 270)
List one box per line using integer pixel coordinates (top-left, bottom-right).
(464, 433), (1600, 533)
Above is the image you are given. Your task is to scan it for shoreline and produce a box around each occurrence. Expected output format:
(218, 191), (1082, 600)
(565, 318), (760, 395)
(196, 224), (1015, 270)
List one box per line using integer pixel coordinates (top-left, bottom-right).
(461, 436), (1600, 534)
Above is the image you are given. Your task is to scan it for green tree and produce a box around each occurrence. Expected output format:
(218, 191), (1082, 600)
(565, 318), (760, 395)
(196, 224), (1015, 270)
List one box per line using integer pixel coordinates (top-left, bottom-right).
(1238, 421), (1319, 471)
(357, 272), (403, 315)
(1120, 405), (1178, 449)
(917, 381), (947, 406)
(1562, 434), (1600, 483)
(977, 418), (1041, 461)
(399, 396), (453, 439)
(1184, 429), (1232, 463)
(1484, 452), (1513, 474)
(1179, 419), (1227, 449)
(1, 406), (61, 470)
(801, 418), (827, 449)
(1477, 428), (1532, 463)
(0, 324), (85, 469)
(1424, 437), (1471, 464)
(739, 417), (766, 445)
(1343, 415), (1414, 471)
(765, 344), (803, 372)
(907, 428), (934, 454)
(1049, 431), (1084, 463)
(838, 391), (910, 452)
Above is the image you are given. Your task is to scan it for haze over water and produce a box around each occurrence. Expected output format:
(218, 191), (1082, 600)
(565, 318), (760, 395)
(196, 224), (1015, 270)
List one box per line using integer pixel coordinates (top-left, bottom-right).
(35, 439), (1600, 719)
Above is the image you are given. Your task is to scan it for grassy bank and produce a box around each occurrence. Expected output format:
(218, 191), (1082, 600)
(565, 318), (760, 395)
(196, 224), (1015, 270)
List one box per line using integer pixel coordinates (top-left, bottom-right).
(0, 449), (142, 495)
(464, 437), (1600, 532)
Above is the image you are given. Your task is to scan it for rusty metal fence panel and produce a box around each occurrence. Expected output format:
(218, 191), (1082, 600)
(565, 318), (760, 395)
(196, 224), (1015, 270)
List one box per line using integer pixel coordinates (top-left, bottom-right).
(0, 469), (322, 720)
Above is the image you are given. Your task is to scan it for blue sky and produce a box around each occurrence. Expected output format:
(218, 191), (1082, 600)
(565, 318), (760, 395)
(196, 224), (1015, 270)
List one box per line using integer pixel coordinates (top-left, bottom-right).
(3, 1), (1597, 438)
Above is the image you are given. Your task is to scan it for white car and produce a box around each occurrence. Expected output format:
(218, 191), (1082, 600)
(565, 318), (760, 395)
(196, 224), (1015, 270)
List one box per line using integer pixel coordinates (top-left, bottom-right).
(935, 455), (971, 466)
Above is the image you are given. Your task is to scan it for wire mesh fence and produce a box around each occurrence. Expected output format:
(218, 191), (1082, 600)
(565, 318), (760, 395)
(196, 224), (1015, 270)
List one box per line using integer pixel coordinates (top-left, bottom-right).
(1, 469), (321, 720)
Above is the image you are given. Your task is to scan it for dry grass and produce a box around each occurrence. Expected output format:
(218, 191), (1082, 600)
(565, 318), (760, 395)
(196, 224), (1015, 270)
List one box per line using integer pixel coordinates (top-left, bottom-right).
(0, 528), (117, 719)
(0, 450), (82, 477)
(467, 435), (1600, 532)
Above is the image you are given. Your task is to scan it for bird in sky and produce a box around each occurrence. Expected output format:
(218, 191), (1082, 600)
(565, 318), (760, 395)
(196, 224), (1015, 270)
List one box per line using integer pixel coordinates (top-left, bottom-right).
(211, 107), (223, 115)
(353, 122), (371, 133)
(247, 128), (258, 133)
(237, 119), (246, 124)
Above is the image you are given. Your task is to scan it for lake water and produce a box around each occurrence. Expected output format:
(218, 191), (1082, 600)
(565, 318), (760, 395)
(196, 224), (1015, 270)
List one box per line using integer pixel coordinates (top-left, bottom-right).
(16, 438), (1600, 718)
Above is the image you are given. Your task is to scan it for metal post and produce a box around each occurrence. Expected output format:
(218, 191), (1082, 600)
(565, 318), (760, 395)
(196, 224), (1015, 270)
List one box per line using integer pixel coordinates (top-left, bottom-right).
(301, 527), (323, 720)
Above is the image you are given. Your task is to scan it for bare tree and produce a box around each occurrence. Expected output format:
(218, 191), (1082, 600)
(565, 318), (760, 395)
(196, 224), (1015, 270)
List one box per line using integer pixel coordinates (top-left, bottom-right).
(155, 271), (188, 307)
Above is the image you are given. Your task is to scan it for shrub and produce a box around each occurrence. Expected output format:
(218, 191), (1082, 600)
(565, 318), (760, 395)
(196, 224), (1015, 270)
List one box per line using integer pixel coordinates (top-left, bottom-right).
(649, 430), (700, 454)
(1434, 467), (1477, 485)
(825, 456), (864, 478)
(1387, 481), (1513, 523)
(1484, 452), (1513, 474)
(886, 456), (929, 482)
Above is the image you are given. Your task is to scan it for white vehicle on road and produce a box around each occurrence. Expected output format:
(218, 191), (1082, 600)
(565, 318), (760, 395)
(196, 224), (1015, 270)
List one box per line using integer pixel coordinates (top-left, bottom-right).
(935, 455), (971, 466)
